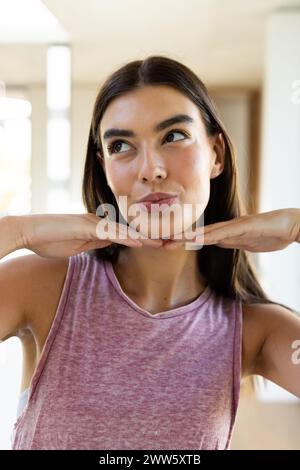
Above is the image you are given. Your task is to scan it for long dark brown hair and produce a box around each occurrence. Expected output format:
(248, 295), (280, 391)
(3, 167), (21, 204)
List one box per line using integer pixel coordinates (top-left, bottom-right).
(82, 55), (294, 313)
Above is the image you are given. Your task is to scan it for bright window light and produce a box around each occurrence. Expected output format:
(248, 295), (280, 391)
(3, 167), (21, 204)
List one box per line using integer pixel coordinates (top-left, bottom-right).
(46, 44), (71, 192)
(47, 117), (70, 181)
(256, 377), (299, 403)
(0, 97), (31, 120)
(47, 188), (70, 213)
(0, 117), (31, 215)
(0, 81), (32, 120)
(47, 46), (71, 110)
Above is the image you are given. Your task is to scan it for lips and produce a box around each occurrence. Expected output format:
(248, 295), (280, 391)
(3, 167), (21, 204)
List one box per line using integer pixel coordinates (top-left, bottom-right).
(137, 192), (178, 203)
(138, 196), (178, 213)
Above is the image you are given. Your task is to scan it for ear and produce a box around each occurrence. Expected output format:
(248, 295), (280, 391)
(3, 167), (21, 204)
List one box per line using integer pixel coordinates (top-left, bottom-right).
(97, 150), (109, 180)
(96, 151), (105, 171)
(210, 132), (225, 179)
(97, 151), (113, 190)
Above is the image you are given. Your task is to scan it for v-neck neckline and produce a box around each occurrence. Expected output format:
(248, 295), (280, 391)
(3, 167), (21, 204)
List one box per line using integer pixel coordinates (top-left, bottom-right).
(103, 259), (212, 319)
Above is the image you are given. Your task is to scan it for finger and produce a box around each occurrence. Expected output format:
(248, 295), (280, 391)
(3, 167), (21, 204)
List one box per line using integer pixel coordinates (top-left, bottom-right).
(83, 240), (113, 250)
(116, 223), (164, 247)
(169, 225), (247, 246)
(169, 228), (205, 243)
(167, 218), (247, 242)
(112, 237), (143, 247)
(116, 223), (141, 241)
(96, 220), (141, 245)
(114, 229), (163, 248)
(106, 223), (144, 247)
(204, 225), (249, 243)
(203, 215), (250, 234)
(163, 238), (204, 250)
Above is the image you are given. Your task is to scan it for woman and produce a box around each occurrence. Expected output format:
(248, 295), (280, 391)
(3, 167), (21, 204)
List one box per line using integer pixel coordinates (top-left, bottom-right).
(1, 56), (300, 450)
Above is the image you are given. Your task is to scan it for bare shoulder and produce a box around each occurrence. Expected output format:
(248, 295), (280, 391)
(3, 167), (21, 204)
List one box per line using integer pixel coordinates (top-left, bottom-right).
(242, 302), (300, 397)
(1, 253), (69, 343)
(241, 302), (299, 379)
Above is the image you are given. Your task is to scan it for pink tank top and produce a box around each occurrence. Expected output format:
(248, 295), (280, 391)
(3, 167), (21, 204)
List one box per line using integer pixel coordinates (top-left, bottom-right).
(11, 252), (243, 450)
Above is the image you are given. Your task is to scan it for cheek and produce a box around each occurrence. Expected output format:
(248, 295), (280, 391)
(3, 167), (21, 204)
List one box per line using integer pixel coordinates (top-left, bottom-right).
(105, 161), (136, 224)
(105, 161), (134, 196)
(174, 146), (211, 201)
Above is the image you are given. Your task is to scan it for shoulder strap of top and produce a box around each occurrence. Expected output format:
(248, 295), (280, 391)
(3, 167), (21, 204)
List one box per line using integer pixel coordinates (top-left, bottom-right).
(27, 254), (79, 403)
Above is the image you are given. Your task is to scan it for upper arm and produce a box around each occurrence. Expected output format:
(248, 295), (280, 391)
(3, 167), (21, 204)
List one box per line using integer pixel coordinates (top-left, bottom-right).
(0, 253), (69, 343)
(0, 254), (35, 342)
(251, 303), (300, 398)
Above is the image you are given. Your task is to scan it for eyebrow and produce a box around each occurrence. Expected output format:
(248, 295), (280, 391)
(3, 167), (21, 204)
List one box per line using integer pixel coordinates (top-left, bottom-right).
(102, 114), (194, 141)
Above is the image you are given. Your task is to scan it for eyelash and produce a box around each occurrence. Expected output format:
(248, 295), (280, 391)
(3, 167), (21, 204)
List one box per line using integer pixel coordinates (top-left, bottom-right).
(106, 129), (189, 155)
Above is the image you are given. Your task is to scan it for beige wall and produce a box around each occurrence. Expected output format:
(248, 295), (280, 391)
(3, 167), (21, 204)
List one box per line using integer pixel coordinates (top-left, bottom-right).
(231, 382), (300, 449)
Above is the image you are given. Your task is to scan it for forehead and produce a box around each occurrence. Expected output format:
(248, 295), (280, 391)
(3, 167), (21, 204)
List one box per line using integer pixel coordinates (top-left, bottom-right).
(100, 85), (202, 134)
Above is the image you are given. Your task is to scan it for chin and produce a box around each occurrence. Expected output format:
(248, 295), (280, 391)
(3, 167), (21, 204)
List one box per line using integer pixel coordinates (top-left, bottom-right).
(127, 204), (203, 240)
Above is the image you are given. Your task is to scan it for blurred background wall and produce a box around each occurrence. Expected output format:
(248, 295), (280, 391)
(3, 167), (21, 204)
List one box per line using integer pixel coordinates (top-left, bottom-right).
(0, 0), (300, 449)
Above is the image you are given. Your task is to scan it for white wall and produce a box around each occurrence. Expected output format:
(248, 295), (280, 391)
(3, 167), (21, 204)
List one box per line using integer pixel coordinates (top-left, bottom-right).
(259, 10), (300, 314)
(70, 84), (99, 210)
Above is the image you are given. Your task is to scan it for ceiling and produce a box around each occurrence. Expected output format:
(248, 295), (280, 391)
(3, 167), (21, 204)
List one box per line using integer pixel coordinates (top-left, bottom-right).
(0, 0), (300, 87)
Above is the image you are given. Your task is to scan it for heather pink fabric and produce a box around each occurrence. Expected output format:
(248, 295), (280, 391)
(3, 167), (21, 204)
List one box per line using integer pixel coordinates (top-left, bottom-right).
(11, 251), (242, 450)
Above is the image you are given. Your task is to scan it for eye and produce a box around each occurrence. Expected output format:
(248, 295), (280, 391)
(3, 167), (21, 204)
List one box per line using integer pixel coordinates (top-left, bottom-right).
(163, 129), (189, 144)
(107, 140), (131, 155)
(106, 129), (189, 155)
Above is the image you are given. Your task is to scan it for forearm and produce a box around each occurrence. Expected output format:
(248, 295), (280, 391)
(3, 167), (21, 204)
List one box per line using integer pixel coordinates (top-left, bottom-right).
(289, 208), (300, 244)
(297, 209), (300, 243)
(0, 216), (24, 260)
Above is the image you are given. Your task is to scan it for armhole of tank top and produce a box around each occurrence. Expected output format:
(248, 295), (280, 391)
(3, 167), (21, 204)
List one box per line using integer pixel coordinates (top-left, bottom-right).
(225, 298), (243, 449)
(12, 253), (80, 433)
(233, 299), (243, 413)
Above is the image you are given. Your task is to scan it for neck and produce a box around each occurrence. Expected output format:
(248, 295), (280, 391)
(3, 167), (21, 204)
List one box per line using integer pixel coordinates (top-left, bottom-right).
(112, 245), (207, 314)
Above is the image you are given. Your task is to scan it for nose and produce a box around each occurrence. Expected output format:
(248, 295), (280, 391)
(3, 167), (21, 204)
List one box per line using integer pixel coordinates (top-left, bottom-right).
(137, 148), (167, 183)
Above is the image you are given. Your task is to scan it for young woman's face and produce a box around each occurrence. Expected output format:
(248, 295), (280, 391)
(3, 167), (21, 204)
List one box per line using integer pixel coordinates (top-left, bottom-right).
(99, 85), (223, 239)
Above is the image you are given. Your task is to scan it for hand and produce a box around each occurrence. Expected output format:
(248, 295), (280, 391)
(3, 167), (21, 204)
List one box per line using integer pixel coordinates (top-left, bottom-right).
(19, 213), (162, 259)
(163, 208), (300, 252)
